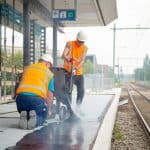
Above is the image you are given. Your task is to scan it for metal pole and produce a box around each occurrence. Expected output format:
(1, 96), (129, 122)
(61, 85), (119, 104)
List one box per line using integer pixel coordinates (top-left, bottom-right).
(11, 0), (15, 98)
(101, 64), (103, 89)
(23, 0), (30, 66)
(53, 21), (57, 66)
(117, 57), (120, 84)
(51, 0), (58, 66)
(113, 24), (116, 86)
(0, 4), (2, 101)
(3, 0), (7, 100)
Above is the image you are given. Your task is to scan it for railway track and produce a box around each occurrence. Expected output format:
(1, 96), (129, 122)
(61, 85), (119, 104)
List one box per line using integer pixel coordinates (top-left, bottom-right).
(127, 84), (150, 140)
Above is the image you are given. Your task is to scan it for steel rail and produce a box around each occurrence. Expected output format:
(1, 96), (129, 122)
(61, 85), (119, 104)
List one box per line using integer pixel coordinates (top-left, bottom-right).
(129, 84), (150, 102)
(127, 85), (150, 140)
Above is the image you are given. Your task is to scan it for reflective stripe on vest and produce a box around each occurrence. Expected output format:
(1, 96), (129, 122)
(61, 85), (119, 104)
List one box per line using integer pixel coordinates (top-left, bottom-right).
(16, 63), (53, 98)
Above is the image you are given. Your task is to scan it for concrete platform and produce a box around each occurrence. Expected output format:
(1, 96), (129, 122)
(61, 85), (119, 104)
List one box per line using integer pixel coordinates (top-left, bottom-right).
(0, 88), (121, 150)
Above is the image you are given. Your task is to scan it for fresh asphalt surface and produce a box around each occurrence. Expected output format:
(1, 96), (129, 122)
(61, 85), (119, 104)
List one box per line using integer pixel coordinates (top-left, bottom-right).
(0, 94), (113, 150)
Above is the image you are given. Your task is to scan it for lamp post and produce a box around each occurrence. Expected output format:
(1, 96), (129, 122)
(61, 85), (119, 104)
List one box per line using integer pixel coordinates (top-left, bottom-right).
(113, 24), (116, 86)
(117, 57), (120, 84)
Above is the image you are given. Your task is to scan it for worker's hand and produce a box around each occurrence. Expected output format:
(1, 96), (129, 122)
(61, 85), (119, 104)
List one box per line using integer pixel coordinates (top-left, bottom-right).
(69, 58), (74, 63)
(72, 68), (77, 75)
(48, 110), (52, 117)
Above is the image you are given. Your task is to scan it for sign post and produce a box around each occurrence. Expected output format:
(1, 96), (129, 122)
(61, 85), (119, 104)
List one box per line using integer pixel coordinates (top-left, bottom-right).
(52, 9), (76, 21)
(52, 0), (77, 21)
(52, 0), (77, 66)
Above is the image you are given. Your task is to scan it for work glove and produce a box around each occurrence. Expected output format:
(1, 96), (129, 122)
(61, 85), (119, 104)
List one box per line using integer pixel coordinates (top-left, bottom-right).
(69, 58), (74, 63)
(72, 67), (77, 75)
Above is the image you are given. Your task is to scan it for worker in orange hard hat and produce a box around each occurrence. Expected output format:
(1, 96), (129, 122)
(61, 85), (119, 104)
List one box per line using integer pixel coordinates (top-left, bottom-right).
(62, 31), (88, 116)
(16, 53), (54, 129)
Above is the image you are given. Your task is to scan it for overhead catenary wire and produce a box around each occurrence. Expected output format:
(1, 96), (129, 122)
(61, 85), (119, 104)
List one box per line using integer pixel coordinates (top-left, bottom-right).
(111, 25), (150, 75)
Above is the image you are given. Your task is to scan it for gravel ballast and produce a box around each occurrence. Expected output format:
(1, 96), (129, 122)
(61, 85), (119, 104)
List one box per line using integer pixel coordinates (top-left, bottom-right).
(111, 87), (150, 150)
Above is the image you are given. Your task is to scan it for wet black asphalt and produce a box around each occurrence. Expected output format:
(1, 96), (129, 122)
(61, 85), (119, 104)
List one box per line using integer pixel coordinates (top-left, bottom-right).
(6, 95), (113, 150)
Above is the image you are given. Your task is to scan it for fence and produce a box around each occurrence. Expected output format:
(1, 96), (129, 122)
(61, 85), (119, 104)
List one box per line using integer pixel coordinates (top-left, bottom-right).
(0, 73), (114, 104)
(136, 80), (150, 88)
(84, 74), (114, 92)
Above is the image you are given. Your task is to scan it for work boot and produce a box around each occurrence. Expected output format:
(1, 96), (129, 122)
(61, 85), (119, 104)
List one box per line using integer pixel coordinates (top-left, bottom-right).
(28, 110), (37, 130)
(19, 111), (28, 129)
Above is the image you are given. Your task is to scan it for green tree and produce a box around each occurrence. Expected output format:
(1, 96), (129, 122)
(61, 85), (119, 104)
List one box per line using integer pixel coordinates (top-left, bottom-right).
(1, 51), (23, 96)
(83, 59), (95, 74)
(143, 54), (150, 80)
(13, 51), (23, 69)
(134, 68), (144, 81)
(6, 51), (23, 69)
(134, 54), (150, 81)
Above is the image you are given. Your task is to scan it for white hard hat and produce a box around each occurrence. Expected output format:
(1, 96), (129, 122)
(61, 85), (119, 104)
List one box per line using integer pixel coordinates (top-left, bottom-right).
(40, 53), (53, 64)
(76, 31), (87, 42)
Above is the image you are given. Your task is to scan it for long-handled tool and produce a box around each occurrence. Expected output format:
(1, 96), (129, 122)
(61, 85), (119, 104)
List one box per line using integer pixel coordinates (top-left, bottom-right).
(68, 58), (76, 95)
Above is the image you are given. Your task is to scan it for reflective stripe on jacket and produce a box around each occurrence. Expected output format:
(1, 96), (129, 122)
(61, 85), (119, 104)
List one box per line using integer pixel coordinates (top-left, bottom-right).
(63, 41), (88, 75)
(16, 63), (53, 99)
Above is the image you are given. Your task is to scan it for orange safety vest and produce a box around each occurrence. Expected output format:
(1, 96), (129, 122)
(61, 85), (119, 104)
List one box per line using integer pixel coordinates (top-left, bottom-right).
(16, 63), (53, 99)
(63, 41), (88, 75)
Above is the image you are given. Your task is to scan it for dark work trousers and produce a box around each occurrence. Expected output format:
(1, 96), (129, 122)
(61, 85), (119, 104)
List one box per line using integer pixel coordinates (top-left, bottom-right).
(73, 75), (84, 105)
(66, 74), (84, 105)
(16, 95), (48, 127)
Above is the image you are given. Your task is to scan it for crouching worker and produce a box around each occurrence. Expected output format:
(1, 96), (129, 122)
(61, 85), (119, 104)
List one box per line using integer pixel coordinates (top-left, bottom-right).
(15, 54), (54, 130)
